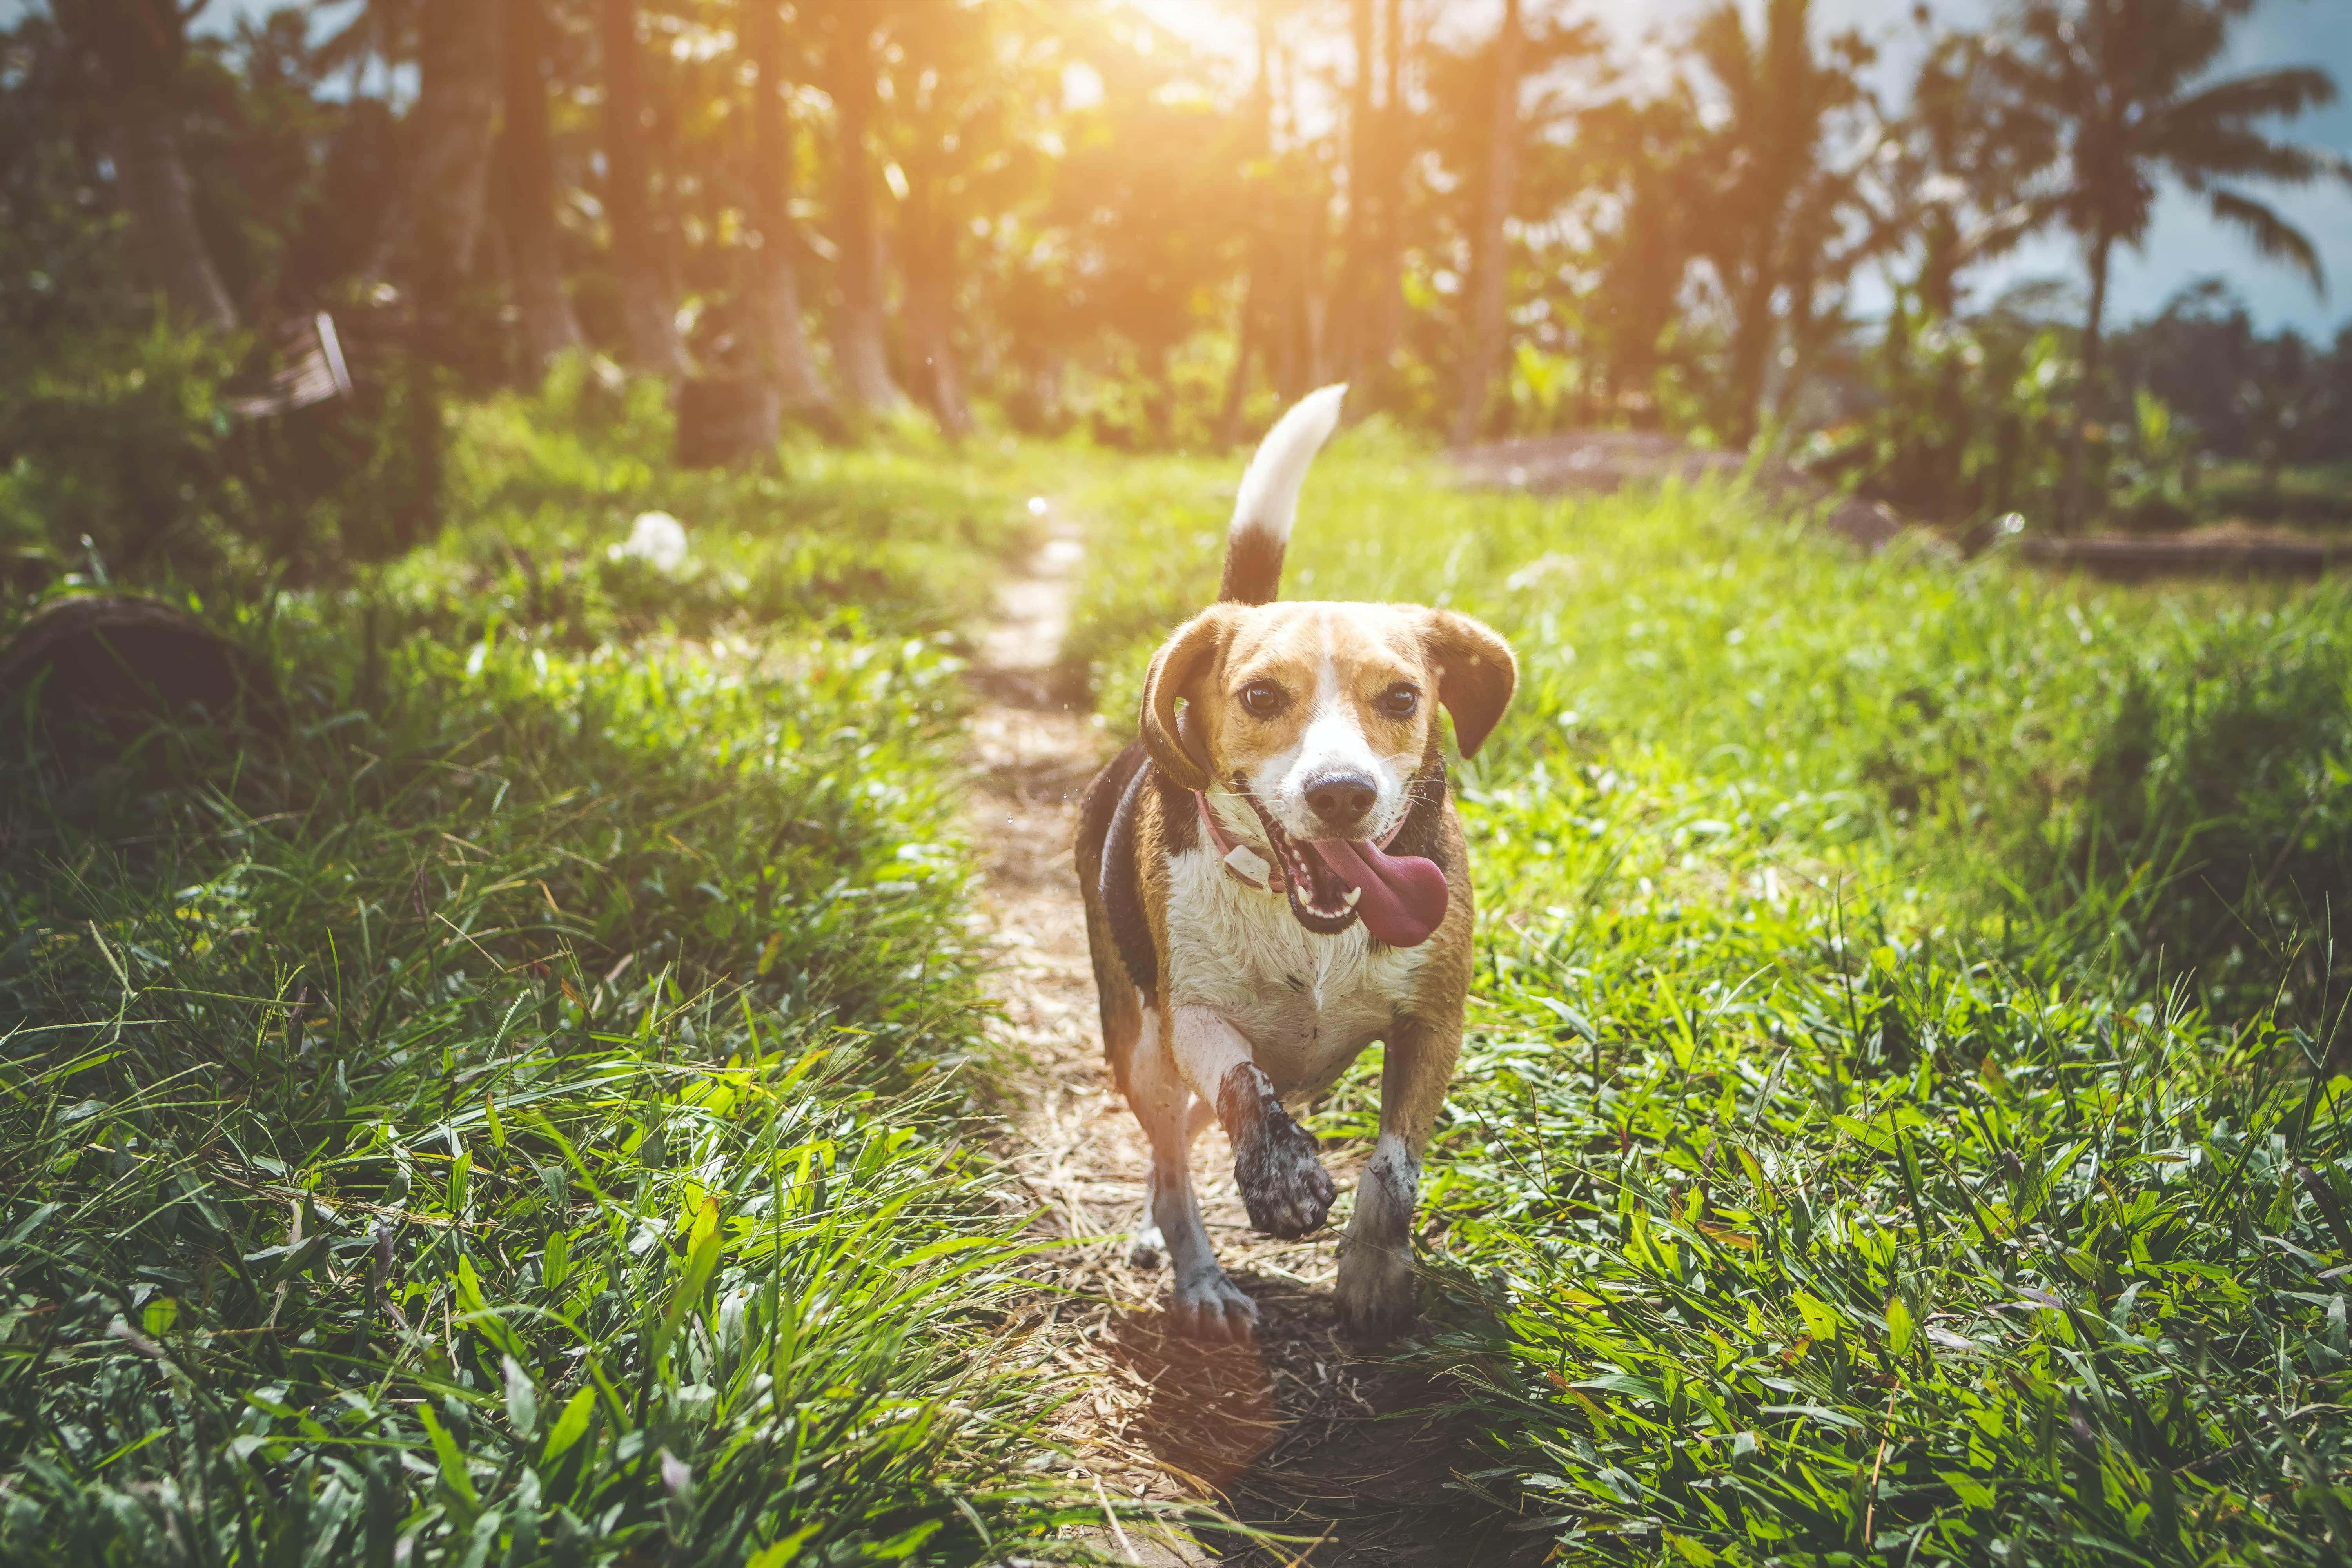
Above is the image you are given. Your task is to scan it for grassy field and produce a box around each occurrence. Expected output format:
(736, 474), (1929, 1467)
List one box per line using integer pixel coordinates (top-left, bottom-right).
(0, 387), (1108, 1564)
(1069, 422), (2352, 1565)
(8, 388), (2352, 1565)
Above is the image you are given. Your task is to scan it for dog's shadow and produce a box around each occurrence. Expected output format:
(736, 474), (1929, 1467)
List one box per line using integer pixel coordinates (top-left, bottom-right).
(1100, 1284), (1285, 1494)
(1102, 1270), (1535, 1564)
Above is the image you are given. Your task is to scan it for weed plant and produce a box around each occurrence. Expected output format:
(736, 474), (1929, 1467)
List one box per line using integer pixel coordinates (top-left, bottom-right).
(1068, 426), (2352, 1563)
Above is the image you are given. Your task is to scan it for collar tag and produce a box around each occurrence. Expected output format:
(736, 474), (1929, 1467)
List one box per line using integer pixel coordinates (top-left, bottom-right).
(1221, 843), (1273, 890)
(1196, 791), (1278, 893)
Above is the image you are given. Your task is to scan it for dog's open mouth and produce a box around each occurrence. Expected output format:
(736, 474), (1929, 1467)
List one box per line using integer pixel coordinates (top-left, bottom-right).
(1234, 786), (1450, 946)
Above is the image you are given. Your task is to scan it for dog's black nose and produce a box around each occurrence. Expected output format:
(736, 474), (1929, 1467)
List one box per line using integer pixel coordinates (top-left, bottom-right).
(1304, 773), (1378, 832)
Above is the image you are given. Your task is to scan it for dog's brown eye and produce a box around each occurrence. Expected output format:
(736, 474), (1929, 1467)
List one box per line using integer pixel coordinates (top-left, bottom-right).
(1378, 684), (1420, 718)
(1240, 681), (1285, 717)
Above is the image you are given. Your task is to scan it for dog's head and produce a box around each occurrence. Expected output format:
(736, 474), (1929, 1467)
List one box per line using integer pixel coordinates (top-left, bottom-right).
(1140, 601), (1516, 935)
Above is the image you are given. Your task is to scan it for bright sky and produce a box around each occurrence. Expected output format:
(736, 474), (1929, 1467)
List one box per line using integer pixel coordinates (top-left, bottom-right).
(22, 0), (2339, 339)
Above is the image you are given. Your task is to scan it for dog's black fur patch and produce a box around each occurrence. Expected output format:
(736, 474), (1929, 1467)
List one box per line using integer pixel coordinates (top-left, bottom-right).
(1090, 743), (1157, 999)
(1218, 528), (1286, 607)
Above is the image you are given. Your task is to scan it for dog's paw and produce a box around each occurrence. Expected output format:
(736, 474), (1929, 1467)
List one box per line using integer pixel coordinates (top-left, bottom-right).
(1127, 1218), (1165, 1271)
(1335, 1240), (1417, 1342)
(1220, 1063), (1337, 1240)
(1168, 1266), (1258, 1343)
(1234, 1113), (1336, 1238)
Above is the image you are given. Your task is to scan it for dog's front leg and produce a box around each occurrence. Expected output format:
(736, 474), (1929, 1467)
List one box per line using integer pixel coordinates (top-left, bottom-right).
(1172, 1005), (1336, 1241)
(1128, 1000), (1258, 1341)
(1338, 1014), (1460, 1339)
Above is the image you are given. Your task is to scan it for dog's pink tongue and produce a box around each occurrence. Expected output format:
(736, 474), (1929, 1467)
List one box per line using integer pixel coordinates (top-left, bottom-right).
(1312, 839), (1449, 947)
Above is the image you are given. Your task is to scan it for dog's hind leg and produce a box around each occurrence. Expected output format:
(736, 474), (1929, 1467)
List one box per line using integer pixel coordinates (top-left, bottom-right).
(1128, 1081), (1218, 1269)
(1125, 997), (1258, 1342)
(1337, 1013), (1460, 1340)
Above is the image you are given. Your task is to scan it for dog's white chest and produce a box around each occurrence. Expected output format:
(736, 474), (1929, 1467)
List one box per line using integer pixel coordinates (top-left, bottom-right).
(1162, 846), (1428, 1099)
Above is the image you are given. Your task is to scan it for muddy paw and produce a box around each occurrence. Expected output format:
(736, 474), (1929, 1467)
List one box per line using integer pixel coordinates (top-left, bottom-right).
(1169, 1266), (1258, 1342)
(1336, 1241), (1416, 1342)
(1220, 1064), (1336, 1240)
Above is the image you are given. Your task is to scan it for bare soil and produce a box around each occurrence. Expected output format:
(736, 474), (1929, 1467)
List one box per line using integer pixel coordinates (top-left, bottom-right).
(960, 520), (1531, 1566)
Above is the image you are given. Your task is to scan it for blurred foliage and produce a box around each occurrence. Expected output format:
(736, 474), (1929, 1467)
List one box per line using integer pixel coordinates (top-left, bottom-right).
(1, 0), (2344, 558)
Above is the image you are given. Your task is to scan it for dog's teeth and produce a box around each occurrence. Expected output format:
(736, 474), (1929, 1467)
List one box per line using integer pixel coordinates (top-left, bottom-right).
(1342, 887), (1361, 908)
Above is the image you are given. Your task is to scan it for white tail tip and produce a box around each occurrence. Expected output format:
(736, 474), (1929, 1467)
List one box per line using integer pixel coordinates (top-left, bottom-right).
(1230, 383), (1347, 544)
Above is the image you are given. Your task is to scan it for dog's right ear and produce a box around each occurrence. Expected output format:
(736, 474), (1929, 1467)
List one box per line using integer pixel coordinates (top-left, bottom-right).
(1139, 607), (1236, 793)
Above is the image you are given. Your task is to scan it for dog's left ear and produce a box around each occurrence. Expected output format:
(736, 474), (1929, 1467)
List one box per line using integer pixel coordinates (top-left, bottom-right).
(1420, 610), (1517, 759)
(1139, 606), (1238, 792)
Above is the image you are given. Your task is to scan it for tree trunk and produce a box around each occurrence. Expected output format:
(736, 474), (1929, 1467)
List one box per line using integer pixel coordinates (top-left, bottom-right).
(2063, 229), (2114, 534)
(1219, 2), (1279, 444)
(1359, 0), (1410, 390)
(825, 10), (906, 416)
(110, 103), (239, 332)
(1217, 286), (1262, 448)
(500, 0), (581, 375)
(599, 0), (690, 376)
(413, 0), (503, 321)
(1450, 0), (1521, 448)
(900, 174), (971, 437)
(1724, 260), (1778, 446)
(742, 0), (831, 412)
(1332, 0), (1376, 381)
(56, 0), (238, 331)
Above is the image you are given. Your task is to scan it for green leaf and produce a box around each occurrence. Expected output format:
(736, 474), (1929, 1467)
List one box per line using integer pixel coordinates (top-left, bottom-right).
(1831, 1113), (1896, 1154)
(652, 1198), (725, 1364)
(746, 1525), (822, 1568)
(1886, 1294), (1915, 1357)
(543, 1386), (596, 1462)
(141, 1296), (178, 1338)
(1792, 1290), (1842, 1341)
(502, 1354), (537, 1440)
(417, 1399), (479, 1508)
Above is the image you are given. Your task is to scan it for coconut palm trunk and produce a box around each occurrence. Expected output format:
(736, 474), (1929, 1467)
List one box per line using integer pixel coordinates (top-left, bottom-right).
(2063, 229), (2115, 533)
(111, 103), (240, 332)
(1450, 0), (1522, 448)
(899, 178), (971, 438)
(1331, 0), (1376, 382)
(599, 0), (690, 377)
(825, 11), (906, 416)
(1218, 2), (1279, 447)
(413, 0), (504, 353)
(501, 0), (582, 375)
(742, 0), (830, 413)
(56, 0), (238, 332)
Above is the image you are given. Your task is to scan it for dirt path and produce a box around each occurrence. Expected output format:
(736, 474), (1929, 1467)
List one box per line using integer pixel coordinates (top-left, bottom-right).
(960, 519), (1526, 1566)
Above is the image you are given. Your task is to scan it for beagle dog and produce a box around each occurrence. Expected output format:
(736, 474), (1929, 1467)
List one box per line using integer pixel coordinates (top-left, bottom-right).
(1075, 386), (1517, 1342)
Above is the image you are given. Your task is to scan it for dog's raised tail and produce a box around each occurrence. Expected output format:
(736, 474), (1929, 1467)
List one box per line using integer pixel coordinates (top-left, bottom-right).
(1220, 383), (1347, 606)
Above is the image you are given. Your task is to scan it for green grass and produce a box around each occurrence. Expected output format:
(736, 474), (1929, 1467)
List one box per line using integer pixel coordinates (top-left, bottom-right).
(15, 397), (2352, 1565)
(0, 414), (1105, 1563)
(1068, 422), (2352, 1564)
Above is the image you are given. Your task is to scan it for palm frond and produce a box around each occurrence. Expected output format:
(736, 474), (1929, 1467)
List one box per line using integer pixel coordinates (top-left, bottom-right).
(2163, 66), (2339, 131)
(2207, 187), (2326, 295)
(2158, 123), (2352, 189)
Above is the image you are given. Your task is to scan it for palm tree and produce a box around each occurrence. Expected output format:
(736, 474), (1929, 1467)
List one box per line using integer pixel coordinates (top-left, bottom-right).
(1684, 0), (1875, 447)
(1996, 0), (2352, 528)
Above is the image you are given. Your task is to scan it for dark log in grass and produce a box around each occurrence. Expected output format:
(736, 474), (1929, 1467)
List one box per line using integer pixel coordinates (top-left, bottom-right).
(0, 595), (282, 764)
